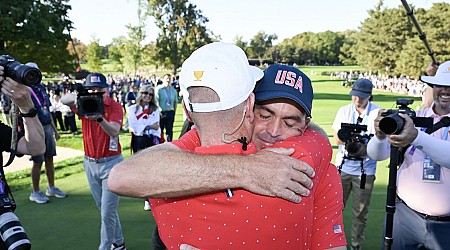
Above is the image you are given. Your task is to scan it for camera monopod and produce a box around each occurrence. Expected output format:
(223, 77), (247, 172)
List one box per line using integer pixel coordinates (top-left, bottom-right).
(383, 145), (401, 250)
(400, 0), (437, 63)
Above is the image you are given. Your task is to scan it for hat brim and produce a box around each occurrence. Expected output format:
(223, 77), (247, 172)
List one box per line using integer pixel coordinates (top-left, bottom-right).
(420, 75), (450, 87)
(254, 90), (312, 117)
(249, 66), (264, 82)
(85, 83), (108, 88)
(350, 89), (371, 99)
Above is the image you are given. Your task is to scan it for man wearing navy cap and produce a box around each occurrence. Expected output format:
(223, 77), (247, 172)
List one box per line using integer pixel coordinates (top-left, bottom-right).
(332, 78), (381, 249)
(367, 61), (450, 249)
(61, 73), (126, 250)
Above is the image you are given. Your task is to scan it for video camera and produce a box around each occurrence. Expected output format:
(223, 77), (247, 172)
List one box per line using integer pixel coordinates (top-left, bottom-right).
(379, 98), (433, 135)
(338, 123), (373, 160)
(0, 55), (42, 86)
(74, 83), (105, 117)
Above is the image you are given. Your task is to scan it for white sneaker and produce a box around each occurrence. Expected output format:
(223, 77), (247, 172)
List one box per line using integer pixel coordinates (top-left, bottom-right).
(45, 186), (67, 198)
(144, 200), (151, 211)
(29, 191), (49, 204)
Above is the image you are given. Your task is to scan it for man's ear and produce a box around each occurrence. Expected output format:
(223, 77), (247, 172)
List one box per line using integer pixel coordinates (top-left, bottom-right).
(181, 100), (193, 122)
(245, 93), (255, 124)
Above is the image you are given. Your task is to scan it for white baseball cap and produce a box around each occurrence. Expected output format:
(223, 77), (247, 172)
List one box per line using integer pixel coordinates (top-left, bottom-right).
(420, 60), (450, 87)
(180, 42), (264, 112)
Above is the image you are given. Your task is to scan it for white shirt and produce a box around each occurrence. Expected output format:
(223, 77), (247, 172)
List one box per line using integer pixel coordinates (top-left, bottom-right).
(127, 104), (161, 138)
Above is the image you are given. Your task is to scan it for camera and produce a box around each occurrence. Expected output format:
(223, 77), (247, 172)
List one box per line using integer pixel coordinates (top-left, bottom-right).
(0, 55), (42, 86)
(0, 174), (31, 250)
(379, 98), (433, 135)
(74, 83), (104, 117)
(338, 123), (373, 160)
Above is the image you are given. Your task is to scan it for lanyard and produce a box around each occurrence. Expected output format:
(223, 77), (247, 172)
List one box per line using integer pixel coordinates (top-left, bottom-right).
(28, 86), (46, 107)
(163, 88), (171, 104)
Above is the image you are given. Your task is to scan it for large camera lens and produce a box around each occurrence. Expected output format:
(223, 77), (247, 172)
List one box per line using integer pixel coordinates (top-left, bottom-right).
(379, 114), (405, 135)
(0, 212), (31, 250)
(7, 62), (42, 86)
(81, 98), (100, 114)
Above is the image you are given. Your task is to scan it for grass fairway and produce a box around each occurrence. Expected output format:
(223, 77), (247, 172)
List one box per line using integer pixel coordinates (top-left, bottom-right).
(11, 65), (420, 249)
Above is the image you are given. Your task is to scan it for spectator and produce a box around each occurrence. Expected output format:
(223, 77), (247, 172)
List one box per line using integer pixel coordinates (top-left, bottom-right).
(25, 62), (67, 204)
(127, 85), (160, 211)
(50, 94), (66, 131)
(156, 74), (177, 142)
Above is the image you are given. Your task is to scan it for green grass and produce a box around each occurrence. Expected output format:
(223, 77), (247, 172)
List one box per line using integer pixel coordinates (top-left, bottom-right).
(9, 65), (420, 249)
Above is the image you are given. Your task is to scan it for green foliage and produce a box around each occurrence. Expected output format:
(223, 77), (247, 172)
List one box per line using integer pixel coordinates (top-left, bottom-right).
(0, 0), (75, 73)
(248, 31), (278, 65)
(85, 38), (103, 72)
(146, 0), (215, 75)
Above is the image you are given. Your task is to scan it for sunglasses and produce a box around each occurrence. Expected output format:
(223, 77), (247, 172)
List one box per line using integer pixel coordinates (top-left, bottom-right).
(141, 92), (154, 96)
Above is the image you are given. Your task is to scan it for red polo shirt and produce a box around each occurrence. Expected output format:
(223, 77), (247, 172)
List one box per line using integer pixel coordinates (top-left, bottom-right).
(151, 129), (346, 249)
(77, 96), (123, 158)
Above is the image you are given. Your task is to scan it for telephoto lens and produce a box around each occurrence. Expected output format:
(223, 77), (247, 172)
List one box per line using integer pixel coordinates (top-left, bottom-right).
(0, 212), (31, 250)
(379, 113), (405, 135)
(0, 55), (42, 86)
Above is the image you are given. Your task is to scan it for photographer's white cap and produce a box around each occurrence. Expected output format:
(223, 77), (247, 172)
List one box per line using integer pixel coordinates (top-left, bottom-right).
(420, 60), (450, 87)
(180, 42), (264, 112)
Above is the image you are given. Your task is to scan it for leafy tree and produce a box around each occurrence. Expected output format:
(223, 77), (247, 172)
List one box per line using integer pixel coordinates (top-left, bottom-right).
(339, 30), (358, 65)
(123, 24), (146, 76)
(146, 0), (215, 75)
(108, 36), (127, 73)
(234, 36), (248, 55)
(248, 31), (278, 66)
(85, 38), (103, 72)
(66, 37), (87, 64)
(0, 0), (75, 73)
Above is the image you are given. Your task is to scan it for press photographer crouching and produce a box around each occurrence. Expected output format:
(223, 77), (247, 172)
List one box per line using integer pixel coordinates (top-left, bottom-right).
(332, 78), (382, 249)
(60, 73), (126, 250)
(0, 62), (45, 249)
(367, 61), (450, 249)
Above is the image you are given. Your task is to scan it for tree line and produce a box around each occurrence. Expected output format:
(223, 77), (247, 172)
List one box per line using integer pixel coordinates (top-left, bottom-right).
(1, 0), (449, 79)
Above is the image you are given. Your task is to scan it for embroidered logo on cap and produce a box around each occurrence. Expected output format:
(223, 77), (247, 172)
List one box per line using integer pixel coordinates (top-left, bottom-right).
(274, 70), (303, 93)
(90, 76), (101, 82)
(194, 71), (204, 81)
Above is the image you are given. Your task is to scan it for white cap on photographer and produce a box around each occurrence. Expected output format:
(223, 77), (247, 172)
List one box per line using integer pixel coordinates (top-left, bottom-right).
(179, 42), (263, 113)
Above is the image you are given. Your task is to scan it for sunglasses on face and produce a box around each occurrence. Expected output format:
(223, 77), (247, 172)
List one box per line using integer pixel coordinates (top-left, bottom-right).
(141, 92), (154, 96)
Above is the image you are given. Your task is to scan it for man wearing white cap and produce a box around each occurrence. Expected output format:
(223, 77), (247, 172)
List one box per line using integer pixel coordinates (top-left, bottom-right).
(367, 61), (450, 249)
(110, 42), (346, 249)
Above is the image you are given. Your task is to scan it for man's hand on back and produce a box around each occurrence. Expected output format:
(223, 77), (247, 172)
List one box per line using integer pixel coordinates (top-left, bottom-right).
(242, 147), (315, 204)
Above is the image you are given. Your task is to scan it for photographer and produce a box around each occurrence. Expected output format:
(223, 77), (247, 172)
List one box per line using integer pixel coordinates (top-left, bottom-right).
(332, 78), (381, 250)
(60, 73), (125, 250)
(367, 61), (450, 249)
(0, 65), (45, 156)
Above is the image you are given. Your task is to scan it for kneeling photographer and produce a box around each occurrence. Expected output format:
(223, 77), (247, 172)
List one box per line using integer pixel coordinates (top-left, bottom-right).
(367, 61), (450, 250)
(332, 78), (381, 250)
(0, 60), (45, 249)
(60, 73), (126, 250)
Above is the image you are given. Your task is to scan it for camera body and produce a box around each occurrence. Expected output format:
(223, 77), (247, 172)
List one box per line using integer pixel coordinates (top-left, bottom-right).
(0, 55), (42, 86)
(0, 176), (31, 250)
(379, 98), (433, 135)
(338, 123), (373, 160)
(75, 83), (105, 117)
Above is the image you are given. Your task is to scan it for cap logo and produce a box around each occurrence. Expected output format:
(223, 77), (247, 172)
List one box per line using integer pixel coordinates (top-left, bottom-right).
(90, 75), (101, 83)
(194, 71), (204, 81)
(274, 70), (303, 93)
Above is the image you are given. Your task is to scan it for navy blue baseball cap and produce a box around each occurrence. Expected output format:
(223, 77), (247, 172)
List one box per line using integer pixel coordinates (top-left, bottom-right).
(84, 73), (108, 88)
(254, 64), (313, 117)
(350, 78), (373, 98)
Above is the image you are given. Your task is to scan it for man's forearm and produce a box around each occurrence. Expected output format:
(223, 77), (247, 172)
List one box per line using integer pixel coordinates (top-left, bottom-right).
(17, 116), (45, 155)
(108, 143), (245, 198)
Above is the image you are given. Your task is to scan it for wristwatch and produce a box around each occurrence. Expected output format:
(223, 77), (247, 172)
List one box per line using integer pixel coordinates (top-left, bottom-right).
(20, 108), (38, 118)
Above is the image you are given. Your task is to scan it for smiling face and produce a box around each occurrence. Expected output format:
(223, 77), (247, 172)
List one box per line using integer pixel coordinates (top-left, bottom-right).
(252, 98), (310, 150)
(139, 88), (154, 105)
(433, 85), (450, 115)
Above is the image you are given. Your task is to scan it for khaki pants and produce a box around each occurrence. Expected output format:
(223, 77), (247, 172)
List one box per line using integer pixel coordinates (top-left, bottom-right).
(341, 172), (376, 246)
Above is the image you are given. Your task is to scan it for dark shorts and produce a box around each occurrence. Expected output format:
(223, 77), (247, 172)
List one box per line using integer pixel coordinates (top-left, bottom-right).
(30, 124), (56, 163)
